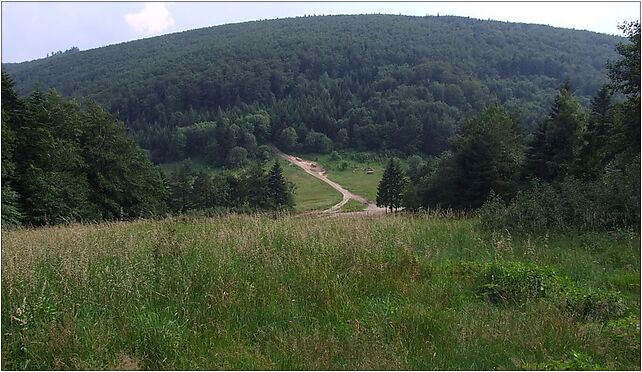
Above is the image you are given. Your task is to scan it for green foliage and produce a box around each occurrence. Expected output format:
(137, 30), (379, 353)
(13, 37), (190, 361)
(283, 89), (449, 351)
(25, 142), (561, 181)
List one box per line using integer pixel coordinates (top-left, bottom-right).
(267, 160), (294, 210)
(304, 131), (333, 154)
(452, 104), (523, 208)
(478, 261), (562, 304)
(405, 155), (426, 182)
(409, 104), (523, 210)
(1, 73), (24, 226)
(278, 127), (298, 151)
(3, 15), (621, 159)
(477, 25), (640, 234)
(226, 146), (249, 168)
(165, 160), (295, 214)
(479, 158), (640, 234)
(401, 182), (420, 212)
(605, 314), (641, 354)
(574, 85), (613, 179)
(524, 82), (585, 181)
(607, 21), (641, 165)
(471, 260), (628, 323)
(563, 287), (627, 321)
(1, 184), (23, 227)
(80, 100), (168, 220)
(0, 76), (167, 226)
(376, 158), (407, 212)
(608, 21), (640, 98)
(532, 351), (605, 370)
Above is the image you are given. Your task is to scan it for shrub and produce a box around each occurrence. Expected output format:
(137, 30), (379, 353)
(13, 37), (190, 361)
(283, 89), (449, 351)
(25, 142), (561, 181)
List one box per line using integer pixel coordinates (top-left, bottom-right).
(479, 166), (640, 234)
(605, 315), (641, 351)
(474, 261), (628, 321)
(563, 287), (627, 321)
(478, 261), (562, 304)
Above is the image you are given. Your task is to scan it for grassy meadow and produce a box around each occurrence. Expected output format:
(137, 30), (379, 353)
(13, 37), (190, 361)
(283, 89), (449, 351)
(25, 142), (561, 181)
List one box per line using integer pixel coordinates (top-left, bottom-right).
(282, 163), (342, 211)
(339, 199), (367, 213)
(303, 152), (386, 201)
(2, 214), (639, 370)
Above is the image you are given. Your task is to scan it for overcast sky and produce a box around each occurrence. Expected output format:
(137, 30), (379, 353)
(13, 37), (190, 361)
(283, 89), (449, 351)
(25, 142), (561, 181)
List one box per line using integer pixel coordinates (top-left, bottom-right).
(2, 1), (640, 63)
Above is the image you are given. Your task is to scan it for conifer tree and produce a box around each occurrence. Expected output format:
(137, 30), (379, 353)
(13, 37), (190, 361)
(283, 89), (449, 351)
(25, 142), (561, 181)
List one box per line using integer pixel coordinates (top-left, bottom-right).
(524, 82), (584, 181)
(191, 171), (214, 210)
(452, 104), (523, 209)
(244, 164), (269, 210)
(523, 121), (550, 181)
(575, 85), (613, 179)
(377, 158), (406, 212)
(607, 21), (640, 164)
(1, 72), (24, 226)
(267, 160), (294, 210)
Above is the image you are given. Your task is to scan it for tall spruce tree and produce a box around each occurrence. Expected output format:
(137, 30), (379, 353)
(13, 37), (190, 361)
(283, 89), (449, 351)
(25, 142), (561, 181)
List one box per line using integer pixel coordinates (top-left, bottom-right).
(452, 104), (523, 209)
(377, 158), (406, 212)
(524, 81), (585, 181)
(267, 160), (294, 210)
(243, 164), (269, 209)
(607, 21), (641, 164)
(575, 85), (613, 179)
(1, 72), (24, 226)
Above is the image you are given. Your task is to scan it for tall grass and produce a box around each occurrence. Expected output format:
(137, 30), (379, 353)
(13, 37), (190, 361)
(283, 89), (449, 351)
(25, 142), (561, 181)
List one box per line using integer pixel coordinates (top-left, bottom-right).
(2, 215), (639, 370)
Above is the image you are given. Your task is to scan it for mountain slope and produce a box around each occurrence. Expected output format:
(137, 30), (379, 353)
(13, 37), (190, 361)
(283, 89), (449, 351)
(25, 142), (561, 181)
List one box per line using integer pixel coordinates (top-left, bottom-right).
(3, 14), (623, 160)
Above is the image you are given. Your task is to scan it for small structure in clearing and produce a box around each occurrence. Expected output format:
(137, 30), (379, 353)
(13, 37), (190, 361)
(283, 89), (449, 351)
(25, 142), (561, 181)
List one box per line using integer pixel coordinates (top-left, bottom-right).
(365, 167), (374, 174)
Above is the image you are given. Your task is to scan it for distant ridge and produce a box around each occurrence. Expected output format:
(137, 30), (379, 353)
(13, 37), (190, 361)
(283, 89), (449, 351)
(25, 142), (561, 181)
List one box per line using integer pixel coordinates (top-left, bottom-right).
(2, 14), (624, 158)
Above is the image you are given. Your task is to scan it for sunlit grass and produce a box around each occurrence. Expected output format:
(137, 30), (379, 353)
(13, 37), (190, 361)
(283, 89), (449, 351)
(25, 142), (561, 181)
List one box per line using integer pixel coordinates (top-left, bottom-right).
(340, 199), (367, 212)
(304, 152), (385, 201)
(2, 215), (639, 370)
(282, 163), (342, 211)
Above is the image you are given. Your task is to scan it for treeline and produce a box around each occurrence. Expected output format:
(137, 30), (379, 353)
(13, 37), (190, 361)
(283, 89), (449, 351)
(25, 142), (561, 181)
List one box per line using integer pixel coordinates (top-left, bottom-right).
(4, 15), (621, 160)
(46, 46), (80, 59)
(377, 22), (640, 232)
(1, 72), (167, 226)
(165, 160), (294, 215)
(1, 73), (294, 227)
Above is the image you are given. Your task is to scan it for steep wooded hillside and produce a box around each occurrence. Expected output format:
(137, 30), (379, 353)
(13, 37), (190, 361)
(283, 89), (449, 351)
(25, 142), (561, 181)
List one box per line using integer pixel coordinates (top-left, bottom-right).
(3, 15), (622, 160)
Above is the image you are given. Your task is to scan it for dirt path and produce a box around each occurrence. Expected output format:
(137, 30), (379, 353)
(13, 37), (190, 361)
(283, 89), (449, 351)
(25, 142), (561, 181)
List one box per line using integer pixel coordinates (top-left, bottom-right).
(271, 146), (387, 216)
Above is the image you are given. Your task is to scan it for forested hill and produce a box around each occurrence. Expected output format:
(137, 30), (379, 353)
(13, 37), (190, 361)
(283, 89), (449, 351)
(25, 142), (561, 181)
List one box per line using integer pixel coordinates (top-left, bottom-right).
(3, 14), (623, 162)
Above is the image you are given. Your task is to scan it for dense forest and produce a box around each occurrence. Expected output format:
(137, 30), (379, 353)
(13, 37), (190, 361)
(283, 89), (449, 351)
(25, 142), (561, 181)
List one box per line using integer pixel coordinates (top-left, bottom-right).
(3, 15), (623, 164)
(1, 73), (294, 227)
(1, 15), (638, 230)
(377, 21), (640, 232)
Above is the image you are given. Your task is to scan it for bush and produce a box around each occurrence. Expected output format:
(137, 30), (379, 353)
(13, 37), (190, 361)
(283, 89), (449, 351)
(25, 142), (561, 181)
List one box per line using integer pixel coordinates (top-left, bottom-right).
(479, 261), (562, 304)
(479, 164), (640, 234)
(563, 287), (627, 321)
(471, 261), (628, 321)
(329, 151), (341, 161)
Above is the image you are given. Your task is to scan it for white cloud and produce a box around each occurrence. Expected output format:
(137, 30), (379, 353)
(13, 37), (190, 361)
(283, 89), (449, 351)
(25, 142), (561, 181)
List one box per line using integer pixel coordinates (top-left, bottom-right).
(125, 3), (175, 36)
